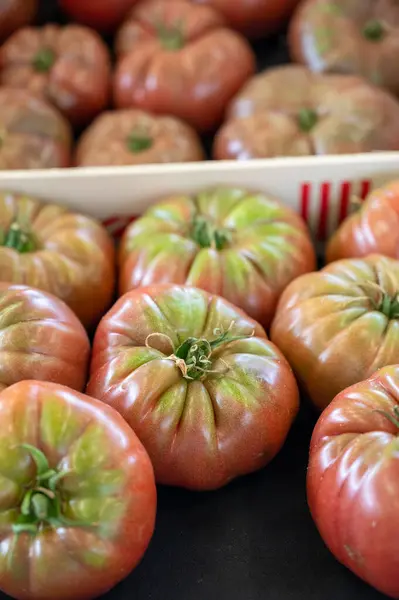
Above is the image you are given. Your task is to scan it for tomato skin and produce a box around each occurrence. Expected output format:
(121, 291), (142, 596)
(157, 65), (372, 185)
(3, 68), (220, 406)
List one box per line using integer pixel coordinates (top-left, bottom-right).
(327, 180), (399, 263)
(308, 365), (399, 598)
(0, 25), (111, 127)
(118, 187), (316, 328)
(0, 192), (115, 330)
(87, 284), (299, 491)
(0, 0), (37, 42)
(271, 254), (399, 411)
(0, 284), (90, 392)
(113, 0), (255, 132)
(60, 0), (139, 32)
(0, 380), (156, 600)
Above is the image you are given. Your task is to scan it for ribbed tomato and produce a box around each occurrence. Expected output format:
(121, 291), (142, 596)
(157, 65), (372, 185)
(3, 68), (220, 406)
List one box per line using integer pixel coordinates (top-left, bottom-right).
(60, 0), (139, 33)
(87, 284), (299, 491)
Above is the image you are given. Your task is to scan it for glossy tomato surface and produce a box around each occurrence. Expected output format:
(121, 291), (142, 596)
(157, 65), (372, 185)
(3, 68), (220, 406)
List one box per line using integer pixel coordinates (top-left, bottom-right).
(113, 0), (255, 132)
(271, 254), (399, 411)
(0, 284), (90, 392)
(0, 192), (115, 330)
(76, 109), (204, 166)
(214, 66), (399, 159)
(0, 24), (111, 127)
(327, 180), (399, 263)
(290, 0), (399, 97)
(0, 380), (156, 600)
(0, 88), (71, 169)
(118, 187), (316, 328)
(0, 0), (37, 42)
(308, 365), (399, 598)
(87, 284), (299, 491)
(60, 0), (139, 32)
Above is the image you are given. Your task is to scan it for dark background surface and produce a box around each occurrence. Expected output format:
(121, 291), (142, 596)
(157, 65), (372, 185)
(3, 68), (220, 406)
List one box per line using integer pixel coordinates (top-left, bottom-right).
(2, 2), (387, 599)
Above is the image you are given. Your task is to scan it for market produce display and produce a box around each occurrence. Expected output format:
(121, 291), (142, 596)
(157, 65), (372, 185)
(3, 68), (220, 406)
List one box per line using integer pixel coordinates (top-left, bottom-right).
(290, 0), (399, 96)
(214, 65), (399, 159)
(87, 284), (299, 491)
(60, 0), (139, 32)
(0, 380), (156, 600)
(271, 253), (399, 411)
(75, 109), (204, 166)
(118, 187), (316, 327)
(0, 88), (71, 169)
(0, 192), (115, 329)
(308, 365), (399, 598)
(0, 284), (89, 391)
(327, 179), (399, 263)
(0, 24), (111, 127)
(0, 0), (37, 42)
(113, 0), (256, 131)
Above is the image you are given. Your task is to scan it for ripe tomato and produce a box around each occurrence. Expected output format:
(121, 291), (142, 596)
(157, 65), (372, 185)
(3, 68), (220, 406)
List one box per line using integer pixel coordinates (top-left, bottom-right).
(75, 109), (204, 166)
(0, 192), (115, 330)
(271, 254), (399, 411)
(113, 0), (255, 132)
(214, 66), (399, 160)
(60, 0), (139, 33)
(0, 25), (111, 127)
(308, 365), (399, 598)
(0, 284), (90, 392)
(118, 187), (316, 328)
(290, 0), (399, 97)
(327, 180), (399, 263)
(0, 88), (72, 170)
(0, 0), (37, 42)
(87, 284), (299, 491)
(0, 380), (156, 600)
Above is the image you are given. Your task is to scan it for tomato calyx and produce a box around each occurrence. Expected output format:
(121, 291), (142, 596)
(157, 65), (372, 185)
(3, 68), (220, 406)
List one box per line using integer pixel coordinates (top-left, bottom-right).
(298, 109), (318, 133)
(374, 405), (399, 429)
(360, 281), (399, 318)
(127, 131), (153, 153)
(191, 216), (232, 251)
(157, 20), (185, 50)
(32, 48), (55, 73)
(13, 444), (92, 535)
(363, 20), (385, 41)
(1, 222), (37, 253)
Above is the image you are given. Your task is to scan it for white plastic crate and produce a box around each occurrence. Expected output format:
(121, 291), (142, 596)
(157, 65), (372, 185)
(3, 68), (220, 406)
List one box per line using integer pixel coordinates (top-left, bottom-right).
(0, 153), (398, 241)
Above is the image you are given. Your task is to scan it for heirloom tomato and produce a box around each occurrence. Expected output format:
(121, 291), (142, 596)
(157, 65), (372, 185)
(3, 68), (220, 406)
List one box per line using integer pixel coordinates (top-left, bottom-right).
(0, 0), (37, 42)
(0, 88), (71, 170)
(327, 180), (399, 263)
(0, 192), (115, 330)
(0, 380), (156, 600)
(290, 0), (399, 97)
(271, 254), (399, 411)
(214, 66), (399, 160)
(60, 0), (139, 33)
(0, 24), (111, 127)
(308, 365), (399, 598)
(87, 284), (299, 491)
(113, 0), (255, 132)
(118, 187), (316, 328)
(76, 109), (204, 166)
(0, 284), (89, 392)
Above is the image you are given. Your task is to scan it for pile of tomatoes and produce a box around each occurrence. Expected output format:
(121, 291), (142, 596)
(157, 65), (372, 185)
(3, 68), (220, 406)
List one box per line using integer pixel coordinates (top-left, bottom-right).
(1, 180), (399, 599)
(2, 0), (399, 170)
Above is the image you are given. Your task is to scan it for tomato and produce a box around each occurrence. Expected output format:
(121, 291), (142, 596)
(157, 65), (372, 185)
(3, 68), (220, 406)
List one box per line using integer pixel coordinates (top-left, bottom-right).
(0, 380), (156, 600)
(290, 0), (399, 97)
(308, 365), (399, 598)
(0, 0), (37, 42)
(327, 180), (399, 263)
(214, 66), (399, 160)
(0, 192), (115, 330)
(118, 187), (316, 328)
(0, 24), (111, 128)
(76, 109), (204, 166)
(271, 254), (399, 411)
(194, 0), (301, 39)
(60, 0), (139, 33)
(0, 284), (90, 392)
(0, 88), (72, 170)
(87, 284), (299, 491)
(113, 0), (255, 132)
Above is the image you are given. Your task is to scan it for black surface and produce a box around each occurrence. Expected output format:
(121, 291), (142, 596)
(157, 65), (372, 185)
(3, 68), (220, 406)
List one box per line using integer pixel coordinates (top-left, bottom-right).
(1, 3), (387, 599)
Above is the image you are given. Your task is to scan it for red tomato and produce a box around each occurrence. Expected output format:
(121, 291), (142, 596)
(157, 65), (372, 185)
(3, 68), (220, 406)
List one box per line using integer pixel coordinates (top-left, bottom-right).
(327, 180), (399, 263)
(308, 365), (399, 598)
(0, 0), (37, 42)
(0, 284), (90, 392)
(0, 380), (156, 600)
(113, 0), (255, 132)
(87, 284), (300, 491)
(60, 0), (139, 33)
(0, 24), (111, 127)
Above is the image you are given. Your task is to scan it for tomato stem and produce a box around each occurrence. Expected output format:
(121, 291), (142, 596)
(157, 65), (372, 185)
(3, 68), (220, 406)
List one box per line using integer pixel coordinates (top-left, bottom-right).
(298, 109), (318, 133)
(374, 406), (399, 429)
(32, 48), (55, 73)
(127, 132), (153, 153)
(157, 20), (185, 50)
(363, 20), (385, 41)
(1, 222), (36, 253)
(191, 216), (231, 251)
